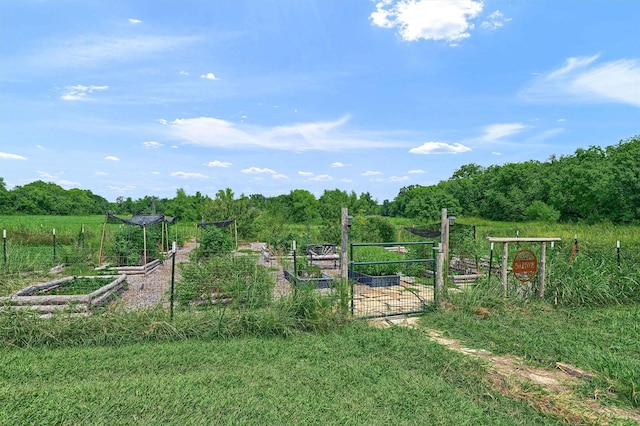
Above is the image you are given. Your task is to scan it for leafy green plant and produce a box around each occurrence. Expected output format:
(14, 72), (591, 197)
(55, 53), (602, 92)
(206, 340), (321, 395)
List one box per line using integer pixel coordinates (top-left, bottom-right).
(108, 224), (162, 266)
(195, 225), (234, 259)
(352, 246), (403, 276)
(46, 277), (116, 295)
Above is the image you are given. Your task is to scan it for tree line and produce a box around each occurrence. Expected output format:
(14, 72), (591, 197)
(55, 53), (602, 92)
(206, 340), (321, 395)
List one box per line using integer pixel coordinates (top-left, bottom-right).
(1, 135), (638, 226)
(391, 135), (639, 224)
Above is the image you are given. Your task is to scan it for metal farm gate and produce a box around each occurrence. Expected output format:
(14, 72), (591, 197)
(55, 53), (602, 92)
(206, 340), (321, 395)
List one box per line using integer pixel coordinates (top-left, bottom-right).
(349, 241), (438, 319)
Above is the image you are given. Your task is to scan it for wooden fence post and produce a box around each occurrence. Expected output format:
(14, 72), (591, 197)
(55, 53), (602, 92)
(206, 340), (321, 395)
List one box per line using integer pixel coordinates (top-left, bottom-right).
(341, 208), (349, 282)
(538, 242), (547, 297)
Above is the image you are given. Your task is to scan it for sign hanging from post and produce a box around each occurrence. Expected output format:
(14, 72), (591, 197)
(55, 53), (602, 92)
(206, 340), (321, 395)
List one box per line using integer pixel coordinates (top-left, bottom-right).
(512, 249), (538, 282)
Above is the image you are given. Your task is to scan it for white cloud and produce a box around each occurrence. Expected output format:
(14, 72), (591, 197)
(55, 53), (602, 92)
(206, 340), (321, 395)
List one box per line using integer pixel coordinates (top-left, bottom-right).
(108, 185), (135, 192)
(331, 162), (345, 168)
(179, 70), (189, 76)
(105, 156), (120, 161)
(298, 171), (315, 177)
(128, 18), (142, 24)
(95, 171), (108, 176)
(310, 174), (332, 182)
(60, 85), (108, 101)
(58, 179), (80, 187)
(370, 0), (484, 44)
(481, 10), (510, 30)
(492, 152), (502, 156)
(341, 178), (353, 183)
(37, 170), (57, 179)
(408, 169), (425, 174)
(557, 118), (566, 123)
(167, 115), (407, 151)
(242, 167), (278, 175)
(390, 176), (409, 182)
(273, 173), (288, 179)
(520, 54), (640, 107)
(207, 160), (232, 168)
(480, 123), (528, 141)
(362, 170), (383, 176)
(200, 72), (219, 80)
(0, 152), (27, 160)
(33, 35), (199, 70)
(170, 171), (209, 179)
(409, 142), (471, 155)
(142, 141), (162, 149)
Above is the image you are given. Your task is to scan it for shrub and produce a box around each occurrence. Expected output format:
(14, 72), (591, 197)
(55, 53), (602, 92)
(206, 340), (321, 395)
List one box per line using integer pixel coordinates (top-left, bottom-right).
(350, 215), (395, 243)
(197, 226), (235, 258)
(525, 201), (560, 223)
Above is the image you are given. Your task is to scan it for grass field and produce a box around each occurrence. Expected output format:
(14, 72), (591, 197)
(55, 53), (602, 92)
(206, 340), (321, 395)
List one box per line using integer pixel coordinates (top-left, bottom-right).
(0, 323), (564, 425)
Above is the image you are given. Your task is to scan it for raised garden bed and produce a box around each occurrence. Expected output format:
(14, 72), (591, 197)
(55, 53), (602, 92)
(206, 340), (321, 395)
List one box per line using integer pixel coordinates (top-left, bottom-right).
(284, 269), (335, 289)
(95, 257), (163, 275)
(349, 270), (401, 287)
(0, 275), (127, 314)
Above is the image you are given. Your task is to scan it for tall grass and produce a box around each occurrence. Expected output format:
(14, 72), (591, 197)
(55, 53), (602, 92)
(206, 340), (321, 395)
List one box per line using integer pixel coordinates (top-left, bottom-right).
(546, 248), (640, 306)
(442, 218), (640, 306)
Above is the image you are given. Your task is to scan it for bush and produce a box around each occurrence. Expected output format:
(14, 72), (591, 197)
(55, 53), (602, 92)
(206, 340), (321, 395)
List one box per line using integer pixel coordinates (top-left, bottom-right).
(350, 215), (395, 243)
(198, 226), (235, 258)
(525, 201), (560, 223)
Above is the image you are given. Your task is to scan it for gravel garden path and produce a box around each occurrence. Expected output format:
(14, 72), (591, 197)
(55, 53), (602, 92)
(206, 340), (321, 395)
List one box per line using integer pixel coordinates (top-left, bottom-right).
(118, 241), (292, 310)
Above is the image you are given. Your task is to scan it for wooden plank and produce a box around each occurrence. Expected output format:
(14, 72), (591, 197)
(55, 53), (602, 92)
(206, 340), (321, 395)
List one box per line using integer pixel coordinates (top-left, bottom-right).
(2, 304), (87, 313)
(0, 294), (89, 306)
(487, 237), (561, 243)
(15, 276), (76, 296)
(87, 275), (127, 300)
(89, 285), (124, 307)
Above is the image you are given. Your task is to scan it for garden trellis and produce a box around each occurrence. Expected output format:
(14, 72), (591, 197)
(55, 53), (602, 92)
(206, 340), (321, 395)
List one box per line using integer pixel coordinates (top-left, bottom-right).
(196, 218), (237, 250)
(98, 213), (174, 270)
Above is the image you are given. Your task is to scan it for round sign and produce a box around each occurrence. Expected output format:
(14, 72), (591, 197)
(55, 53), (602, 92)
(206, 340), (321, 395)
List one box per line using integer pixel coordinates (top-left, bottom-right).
(512, 249), (538, 282)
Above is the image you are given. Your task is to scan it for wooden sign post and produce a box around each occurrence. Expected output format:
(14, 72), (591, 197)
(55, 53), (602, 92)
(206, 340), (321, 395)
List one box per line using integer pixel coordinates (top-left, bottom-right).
(486, 237), (561, 297)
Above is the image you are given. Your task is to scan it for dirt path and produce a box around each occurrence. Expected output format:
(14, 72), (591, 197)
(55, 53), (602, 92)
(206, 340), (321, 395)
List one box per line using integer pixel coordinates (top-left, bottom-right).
(118, 240), (197, 311)
(370, 316), (640, 425)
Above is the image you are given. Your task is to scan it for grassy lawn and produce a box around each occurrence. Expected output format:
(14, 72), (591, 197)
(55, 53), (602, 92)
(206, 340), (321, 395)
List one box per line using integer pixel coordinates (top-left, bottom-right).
(0, 324), (561, 425)
(421, 301), (640, 410)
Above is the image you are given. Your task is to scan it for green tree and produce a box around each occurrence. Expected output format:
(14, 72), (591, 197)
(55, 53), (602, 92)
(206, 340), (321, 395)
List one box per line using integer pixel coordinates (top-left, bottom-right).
(402, 185), (460, 223)
(318, 189), (350, 221)
(290, 189), (320, 223)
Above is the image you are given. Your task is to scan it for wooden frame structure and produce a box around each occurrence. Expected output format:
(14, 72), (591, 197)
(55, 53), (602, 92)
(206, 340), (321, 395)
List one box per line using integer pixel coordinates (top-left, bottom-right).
(486, 237), (561, 297)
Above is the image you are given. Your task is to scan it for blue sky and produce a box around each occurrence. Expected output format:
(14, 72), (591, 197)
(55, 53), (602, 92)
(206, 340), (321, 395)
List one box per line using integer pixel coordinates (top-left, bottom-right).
(1, 1), (639, 203)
